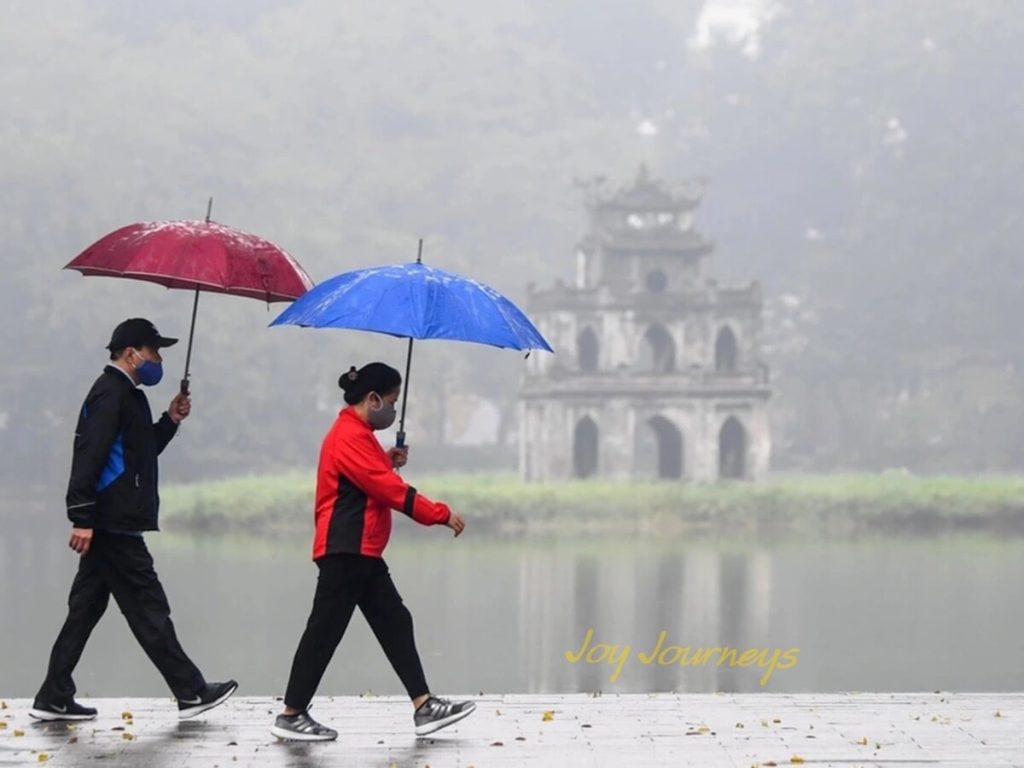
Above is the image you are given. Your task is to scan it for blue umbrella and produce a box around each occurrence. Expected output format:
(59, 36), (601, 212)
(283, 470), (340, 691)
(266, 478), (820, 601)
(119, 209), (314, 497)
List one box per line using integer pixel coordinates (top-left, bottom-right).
(270, 241), (552, 451)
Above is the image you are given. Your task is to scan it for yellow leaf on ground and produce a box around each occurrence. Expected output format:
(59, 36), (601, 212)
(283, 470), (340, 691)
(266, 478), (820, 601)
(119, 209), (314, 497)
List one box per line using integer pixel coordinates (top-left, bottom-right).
(0, 722), (6, 730)
(122, 732), (135, 741)
(14, 729), (25, 737)
(790, 757), (805, 765)
(856, 736), (868, 745)
(121, 712), (133, 721)
(38, 755), (50, 763)
(542, 711), (555, 721)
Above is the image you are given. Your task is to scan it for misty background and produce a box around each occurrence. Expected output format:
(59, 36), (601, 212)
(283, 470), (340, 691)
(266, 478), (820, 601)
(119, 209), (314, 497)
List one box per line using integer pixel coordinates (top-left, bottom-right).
(2, 0), (1023, 496)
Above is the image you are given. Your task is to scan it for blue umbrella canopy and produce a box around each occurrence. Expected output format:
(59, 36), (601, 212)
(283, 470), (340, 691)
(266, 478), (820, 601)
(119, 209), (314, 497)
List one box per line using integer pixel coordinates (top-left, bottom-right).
(270, 261), (552, 352)
(270, 252), (552, 453)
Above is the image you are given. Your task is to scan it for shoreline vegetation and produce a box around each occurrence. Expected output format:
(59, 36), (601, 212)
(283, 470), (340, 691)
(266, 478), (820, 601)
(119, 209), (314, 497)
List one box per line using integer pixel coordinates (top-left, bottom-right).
(159, 472), (1024, 539)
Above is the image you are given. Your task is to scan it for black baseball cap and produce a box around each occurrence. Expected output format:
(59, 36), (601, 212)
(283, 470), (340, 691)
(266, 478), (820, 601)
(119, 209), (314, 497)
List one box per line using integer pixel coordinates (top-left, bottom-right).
(106, 318), (179, 352)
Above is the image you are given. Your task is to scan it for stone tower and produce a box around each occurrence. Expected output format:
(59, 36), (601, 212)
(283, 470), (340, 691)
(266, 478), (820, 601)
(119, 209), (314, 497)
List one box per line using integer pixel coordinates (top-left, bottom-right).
(519, 167), (771, 482)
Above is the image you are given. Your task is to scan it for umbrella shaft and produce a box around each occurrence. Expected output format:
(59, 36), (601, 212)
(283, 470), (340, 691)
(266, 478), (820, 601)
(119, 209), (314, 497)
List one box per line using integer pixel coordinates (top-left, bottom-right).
(397, 337), (414, 448)
(181, 287), (201, 395)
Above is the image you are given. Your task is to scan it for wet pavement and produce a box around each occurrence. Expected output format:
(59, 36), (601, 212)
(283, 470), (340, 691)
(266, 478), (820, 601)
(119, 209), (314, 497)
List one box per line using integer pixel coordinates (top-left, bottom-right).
(1, 692), (1022, 767)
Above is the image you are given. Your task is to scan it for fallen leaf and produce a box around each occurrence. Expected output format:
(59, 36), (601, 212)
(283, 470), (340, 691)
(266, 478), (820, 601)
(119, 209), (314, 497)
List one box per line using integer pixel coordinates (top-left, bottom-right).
(515, 736), (526, 741)
(14, 729), (25, 737)
(122, 733), (134, 741)
(68, 737), (78, 744)
(542, 711), (555, 722)
(760, 719), (769, 727)
(856, 737), (868, 745)
(995, 711), (1003, 718)
(581, 723), (592, 728)
(0, 722), (6, 730)
(773, 718), (782, 724)
(121, 712), (133, 721)
(790, 757), (805, 765)
(491, 741), (504, 747)
(735, 722), (745, 728)
(38, 755), (50, 764)
(0, 701), (6, 710)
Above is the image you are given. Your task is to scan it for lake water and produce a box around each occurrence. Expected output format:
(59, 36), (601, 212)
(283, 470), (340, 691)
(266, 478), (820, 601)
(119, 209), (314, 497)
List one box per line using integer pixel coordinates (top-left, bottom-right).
(2, 510), (1023, 699)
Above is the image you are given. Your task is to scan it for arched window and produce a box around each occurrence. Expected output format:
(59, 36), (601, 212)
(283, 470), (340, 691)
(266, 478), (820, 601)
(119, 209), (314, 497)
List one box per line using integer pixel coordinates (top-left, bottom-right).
(719, 416), (746, 480)
(573, 417), (599, 479)
(638, 323), (676, 373)
(715, 326), (738, 372)
(645, 270), (667, 293)
(578, 327), (599, 372)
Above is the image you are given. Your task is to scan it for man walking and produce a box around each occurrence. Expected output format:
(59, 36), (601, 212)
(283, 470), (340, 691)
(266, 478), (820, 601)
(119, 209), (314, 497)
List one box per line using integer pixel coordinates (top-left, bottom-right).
(30, 318), (237, 722)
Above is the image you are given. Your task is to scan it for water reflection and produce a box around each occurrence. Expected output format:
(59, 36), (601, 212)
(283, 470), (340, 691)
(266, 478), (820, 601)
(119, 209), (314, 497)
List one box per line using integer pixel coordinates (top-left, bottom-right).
(3, 512), (1024, 697)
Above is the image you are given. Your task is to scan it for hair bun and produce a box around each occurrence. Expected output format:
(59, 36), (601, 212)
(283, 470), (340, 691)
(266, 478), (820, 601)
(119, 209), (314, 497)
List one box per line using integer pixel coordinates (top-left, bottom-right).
(338, 366), (359, 390)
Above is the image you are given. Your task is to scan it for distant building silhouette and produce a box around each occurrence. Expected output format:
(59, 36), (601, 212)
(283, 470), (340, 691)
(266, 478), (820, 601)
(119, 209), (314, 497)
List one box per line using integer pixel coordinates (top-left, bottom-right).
(519, 166), (771, 482)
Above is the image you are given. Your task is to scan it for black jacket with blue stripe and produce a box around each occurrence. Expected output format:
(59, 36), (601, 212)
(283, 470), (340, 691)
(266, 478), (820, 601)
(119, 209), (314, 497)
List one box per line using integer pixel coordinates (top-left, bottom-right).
(65, 366), (178, 532)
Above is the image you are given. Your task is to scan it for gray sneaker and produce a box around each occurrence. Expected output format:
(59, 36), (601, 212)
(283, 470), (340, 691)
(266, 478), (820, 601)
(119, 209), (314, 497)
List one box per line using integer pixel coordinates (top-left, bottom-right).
(413, 695), (476, 736)
(270, 711), (338, 742)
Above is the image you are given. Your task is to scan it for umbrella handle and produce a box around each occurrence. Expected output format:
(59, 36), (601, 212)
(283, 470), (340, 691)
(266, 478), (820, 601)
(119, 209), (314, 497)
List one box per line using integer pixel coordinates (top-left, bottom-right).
(393, 430), (406, 472)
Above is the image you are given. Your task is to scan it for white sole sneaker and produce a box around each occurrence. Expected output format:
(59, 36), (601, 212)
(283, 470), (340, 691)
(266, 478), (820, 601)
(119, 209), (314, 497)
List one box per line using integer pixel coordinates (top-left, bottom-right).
(178, 682), (238, 720)
(414, 702), (477, 736)
(270, 725), (338, 742)
(29, 709), (97, 722)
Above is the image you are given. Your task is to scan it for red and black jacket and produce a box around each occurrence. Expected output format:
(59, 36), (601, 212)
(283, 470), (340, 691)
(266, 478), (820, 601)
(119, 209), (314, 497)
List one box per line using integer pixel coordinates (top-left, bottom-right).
(312, 406), (451, 560)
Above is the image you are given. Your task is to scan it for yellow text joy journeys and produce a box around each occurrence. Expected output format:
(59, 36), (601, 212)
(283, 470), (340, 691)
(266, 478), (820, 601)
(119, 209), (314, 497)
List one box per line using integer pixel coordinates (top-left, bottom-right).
(565, 628), (800, 686)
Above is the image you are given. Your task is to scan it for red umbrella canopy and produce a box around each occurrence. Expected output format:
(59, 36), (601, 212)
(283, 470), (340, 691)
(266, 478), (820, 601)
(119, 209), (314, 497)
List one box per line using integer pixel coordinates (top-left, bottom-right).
(65, 219), (314, 302)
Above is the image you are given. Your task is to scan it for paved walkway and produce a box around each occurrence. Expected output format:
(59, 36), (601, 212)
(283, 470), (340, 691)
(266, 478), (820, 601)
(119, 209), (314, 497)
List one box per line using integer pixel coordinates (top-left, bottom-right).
(1, 692), (1022, 767)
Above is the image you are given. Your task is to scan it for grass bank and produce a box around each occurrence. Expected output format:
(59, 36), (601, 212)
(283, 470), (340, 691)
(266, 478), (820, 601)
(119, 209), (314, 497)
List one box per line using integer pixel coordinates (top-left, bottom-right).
(159, 472), (1024, 538)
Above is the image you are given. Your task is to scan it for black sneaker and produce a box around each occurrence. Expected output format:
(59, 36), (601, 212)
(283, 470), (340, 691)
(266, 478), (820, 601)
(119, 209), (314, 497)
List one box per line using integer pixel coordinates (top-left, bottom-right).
(177, 680), (238, 719)
(29, 700), (97, 722)
(271, 711), (338, 742)
(413, 695), (476, 736)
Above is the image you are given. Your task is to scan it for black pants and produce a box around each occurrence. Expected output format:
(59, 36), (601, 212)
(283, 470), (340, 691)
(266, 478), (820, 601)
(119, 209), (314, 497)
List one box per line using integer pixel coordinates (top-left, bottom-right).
(284, 553), (429, 711)
(37, 531), (206, 703)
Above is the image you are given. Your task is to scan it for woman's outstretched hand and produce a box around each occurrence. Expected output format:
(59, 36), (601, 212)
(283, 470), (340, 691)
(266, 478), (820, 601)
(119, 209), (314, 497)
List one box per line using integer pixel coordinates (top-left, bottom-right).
(446, 510), (466, 538)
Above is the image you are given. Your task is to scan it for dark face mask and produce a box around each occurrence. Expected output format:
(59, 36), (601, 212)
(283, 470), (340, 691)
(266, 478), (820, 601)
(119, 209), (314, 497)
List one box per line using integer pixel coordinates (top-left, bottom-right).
(367, 393), (397, 431)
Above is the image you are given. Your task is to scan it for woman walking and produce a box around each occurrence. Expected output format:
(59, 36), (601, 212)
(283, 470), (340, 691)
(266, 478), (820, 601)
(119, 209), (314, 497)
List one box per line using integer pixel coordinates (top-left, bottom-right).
(271, 362), (475, 741)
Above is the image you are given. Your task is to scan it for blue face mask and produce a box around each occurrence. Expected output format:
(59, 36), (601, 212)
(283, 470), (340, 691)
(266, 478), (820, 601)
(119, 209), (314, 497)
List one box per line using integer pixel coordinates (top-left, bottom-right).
(132, 351), (164, 387)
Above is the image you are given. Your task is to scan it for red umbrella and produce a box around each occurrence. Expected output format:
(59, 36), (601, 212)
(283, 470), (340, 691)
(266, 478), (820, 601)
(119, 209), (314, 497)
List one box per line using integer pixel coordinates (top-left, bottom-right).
(65, 199), (314, 393)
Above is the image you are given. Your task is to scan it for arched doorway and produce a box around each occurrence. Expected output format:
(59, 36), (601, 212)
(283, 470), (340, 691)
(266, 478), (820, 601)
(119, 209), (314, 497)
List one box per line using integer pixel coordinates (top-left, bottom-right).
(638, 323), (676, 373)
(578, 327), (599, 372)
(573, 416), (599, 479)
(719, 416), (746, 479)
(633, 415), (684, 480)
(715, 326), (738, 372)
(650, 416), (683, 479)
